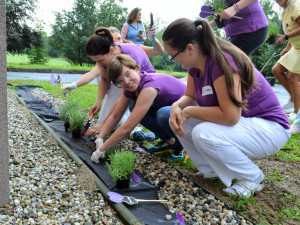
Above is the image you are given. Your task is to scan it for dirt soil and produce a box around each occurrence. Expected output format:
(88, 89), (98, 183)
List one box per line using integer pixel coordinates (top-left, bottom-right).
(177, 155), (300, 225)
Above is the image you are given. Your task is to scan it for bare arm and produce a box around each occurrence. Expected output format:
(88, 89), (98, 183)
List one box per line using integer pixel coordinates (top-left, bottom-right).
(99, 87), (158, 152)
(139, 38), (164, 57)
(220, 0), (258, 20)
(88, 66), (111, 116)
(75, 64), (101, 87)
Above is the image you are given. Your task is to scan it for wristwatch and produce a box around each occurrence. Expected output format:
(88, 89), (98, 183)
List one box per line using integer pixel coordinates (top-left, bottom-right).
(285, 34), (289, 40)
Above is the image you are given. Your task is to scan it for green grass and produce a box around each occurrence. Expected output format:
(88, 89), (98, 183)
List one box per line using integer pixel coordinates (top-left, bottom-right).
(7, 80), (98, 113)
(7, 53), (93, 71)
(7, 53), (187, 77)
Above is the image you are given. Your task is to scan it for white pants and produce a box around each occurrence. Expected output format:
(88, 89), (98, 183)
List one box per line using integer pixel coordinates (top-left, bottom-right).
(97, 81), (130, 128)
(177, 117), (291, 187)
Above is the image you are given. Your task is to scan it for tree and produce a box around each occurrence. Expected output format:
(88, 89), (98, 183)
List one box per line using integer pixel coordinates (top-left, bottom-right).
(6, 0), (43, 53)
(50, 0), (127, 66)
(98, 0), (127, 29)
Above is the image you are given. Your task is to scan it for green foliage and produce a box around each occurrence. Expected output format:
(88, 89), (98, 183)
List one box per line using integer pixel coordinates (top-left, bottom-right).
(6, 0), (43, 53)
(265, 169), (288, 181)
(204, 0), (228, 12)
(250, 0), (285, 77)
(69, 107), (86, 131)
(106, 151), (137, 182)
(268, 22), (279, 37)
(98, 0), (127, 29)
(50, 0), (127, 66)
(26, 46), (49, 65)
(58, 100), (79, 124)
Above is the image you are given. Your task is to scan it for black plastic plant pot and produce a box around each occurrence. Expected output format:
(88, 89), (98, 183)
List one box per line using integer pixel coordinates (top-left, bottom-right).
(72, 128), (81, 138)
(116, 177), (130, 190)
(214, 15), (227, 28)
(64, 122), (70, 131)
(267, 35), (277, 45)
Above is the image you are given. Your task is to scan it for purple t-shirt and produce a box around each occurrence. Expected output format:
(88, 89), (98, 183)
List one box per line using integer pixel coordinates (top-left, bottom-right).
(102, 42), (155, 73)
(224, 0), (268, 37)
(123, 72), (186, 109)
(188, 54), (290, 129)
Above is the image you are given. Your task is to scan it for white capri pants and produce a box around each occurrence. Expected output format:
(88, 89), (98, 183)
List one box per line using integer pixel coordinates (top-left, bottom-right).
(177, 117), (291, 187)
(96, 77), (130, 127)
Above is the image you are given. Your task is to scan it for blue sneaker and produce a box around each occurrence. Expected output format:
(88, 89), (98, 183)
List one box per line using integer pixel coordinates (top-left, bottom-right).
(168, 149), (188, 163)
(133, 131), (156, 141)
(146, 140), (173, 153)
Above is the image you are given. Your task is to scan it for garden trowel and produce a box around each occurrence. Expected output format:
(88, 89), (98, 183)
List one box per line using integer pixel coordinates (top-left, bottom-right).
(83, 113), (95, 134)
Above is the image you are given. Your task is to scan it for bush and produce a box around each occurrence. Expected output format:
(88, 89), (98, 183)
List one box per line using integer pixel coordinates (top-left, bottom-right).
(26, 46), (49, 65)
(58, 100), (78, 124)
(106, 151), (137, 182)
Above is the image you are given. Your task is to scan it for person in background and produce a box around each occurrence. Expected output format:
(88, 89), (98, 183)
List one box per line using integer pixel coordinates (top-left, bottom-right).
(162, 18), (291, 198)
(110, 26), (164, 57)
(272, 0), (300, 115)
(121, 7), (147, 44)
(86, 54), (187, 163)
(210, 0), (268, 55)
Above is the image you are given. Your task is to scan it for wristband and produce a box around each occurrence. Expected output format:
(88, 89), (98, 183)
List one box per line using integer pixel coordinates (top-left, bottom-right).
(285, 34), (289, 40)
(234, 3), (240, 13)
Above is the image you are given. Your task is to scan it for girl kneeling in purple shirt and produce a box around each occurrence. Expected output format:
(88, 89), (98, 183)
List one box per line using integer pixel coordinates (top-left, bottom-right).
(162, 18), (291, 198)
(87, 54), (186, 163)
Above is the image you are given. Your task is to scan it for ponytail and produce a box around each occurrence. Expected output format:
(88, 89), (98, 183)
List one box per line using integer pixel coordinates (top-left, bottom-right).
(85, 27), (115, 56)
(163, 18), (255, 109)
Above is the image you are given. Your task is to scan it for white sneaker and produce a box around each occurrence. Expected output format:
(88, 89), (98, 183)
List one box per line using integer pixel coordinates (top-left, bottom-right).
(290, 124), (300, 134)
(283, 101), (294, 110)
(223, 180), (263, 198)
(288, 112), (297, 121)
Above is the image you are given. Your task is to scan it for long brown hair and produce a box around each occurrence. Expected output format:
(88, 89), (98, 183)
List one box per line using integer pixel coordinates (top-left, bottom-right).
(162, 18), (256, 109)
(127, 7), (142, 23)
(85, 27), (115, 56)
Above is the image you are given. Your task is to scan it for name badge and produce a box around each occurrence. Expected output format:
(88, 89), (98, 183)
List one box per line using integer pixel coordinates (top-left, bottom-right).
(202, 85), (213, 96)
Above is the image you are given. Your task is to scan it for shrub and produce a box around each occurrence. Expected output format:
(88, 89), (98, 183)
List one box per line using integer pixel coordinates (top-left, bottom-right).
(58, 100), (78, 124)
(69, 109), (86, 131)
(106, 151), (137, 182)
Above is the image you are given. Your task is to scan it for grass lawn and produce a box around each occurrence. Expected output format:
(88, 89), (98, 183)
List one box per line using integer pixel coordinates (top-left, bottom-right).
(6, 53), (188, 77)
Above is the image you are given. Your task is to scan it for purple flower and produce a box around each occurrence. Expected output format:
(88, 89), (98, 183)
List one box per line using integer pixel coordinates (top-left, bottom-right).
(50, 74), (57, 85)
(40, 98), (43, 102)
(133, 173), (140, 183)
(107, 192), (123, 203)
(132, 147), (144, 152)
(53, 110), (57, 115)
(61, 90), (67, 97)
(176, 212), (184, 225)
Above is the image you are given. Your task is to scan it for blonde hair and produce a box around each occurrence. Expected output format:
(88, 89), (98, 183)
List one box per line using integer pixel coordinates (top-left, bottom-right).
(107, 54), (140, 85)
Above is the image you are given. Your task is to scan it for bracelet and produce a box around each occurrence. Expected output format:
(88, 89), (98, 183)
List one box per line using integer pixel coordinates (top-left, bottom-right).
(234, 3), (240, 13)
(285, 34), (289, 40)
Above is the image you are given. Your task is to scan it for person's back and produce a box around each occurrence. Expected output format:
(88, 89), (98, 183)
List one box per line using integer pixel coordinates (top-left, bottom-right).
(115, 42), (155, 73)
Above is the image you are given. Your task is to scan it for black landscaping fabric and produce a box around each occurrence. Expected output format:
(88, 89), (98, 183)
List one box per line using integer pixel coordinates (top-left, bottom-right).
(15, 86), (184, 225)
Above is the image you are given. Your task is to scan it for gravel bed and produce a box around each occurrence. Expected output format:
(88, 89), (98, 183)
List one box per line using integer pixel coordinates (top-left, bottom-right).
(1, 88), (123, 224)
(3, 87), (253, 225)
